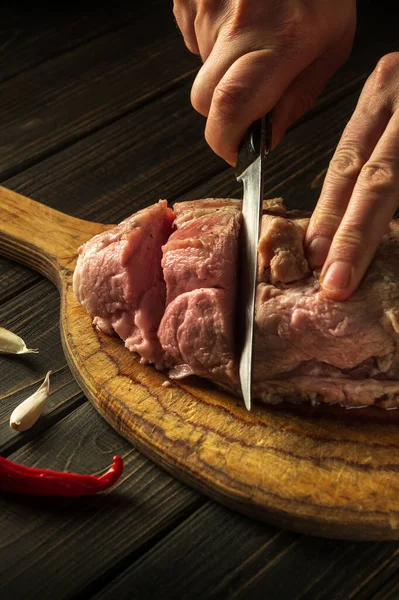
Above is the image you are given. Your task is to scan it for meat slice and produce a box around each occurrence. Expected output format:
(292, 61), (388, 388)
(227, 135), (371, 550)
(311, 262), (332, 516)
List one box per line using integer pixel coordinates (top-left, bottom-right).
(173, 198), (242, 228)
(73, 200), (174, 367)
(158, 199), (241, 386)
(162, 200), (241, 304)
(159, 288), (237, 385)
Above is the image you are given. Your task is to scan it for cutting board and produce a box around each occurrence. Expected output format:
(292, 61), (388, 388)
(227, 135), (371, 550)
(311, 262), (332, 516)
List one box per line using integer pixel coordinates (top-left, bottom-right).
(1, 186), (399, 541)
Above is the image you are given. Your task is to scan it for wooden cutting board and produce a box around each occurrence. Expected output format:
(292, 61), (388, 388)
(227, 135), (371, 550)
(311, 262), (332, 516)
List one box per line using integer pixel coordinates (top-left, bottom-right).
(1, 185), (399, 541)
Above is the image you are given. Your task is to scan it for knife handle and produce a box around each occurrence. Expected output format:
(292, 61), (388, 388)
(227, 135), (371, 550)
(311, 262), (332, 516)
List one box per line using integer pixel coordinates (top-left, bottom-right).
(235, 112), (272, 178)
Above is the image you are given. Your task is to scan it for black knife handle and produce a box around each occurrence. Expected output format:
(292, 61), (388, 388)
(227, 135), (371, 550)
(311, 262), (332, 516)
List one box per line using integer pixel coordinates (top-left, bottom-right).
(235, 112), (272, 178)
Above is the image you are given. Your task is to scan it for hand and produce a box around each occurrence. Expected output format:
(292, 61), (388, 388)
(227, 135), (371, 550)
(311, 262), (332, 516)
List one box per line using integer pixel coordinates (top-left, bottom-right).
(173, 0), (356, 165)
(305, 53), (399, 301)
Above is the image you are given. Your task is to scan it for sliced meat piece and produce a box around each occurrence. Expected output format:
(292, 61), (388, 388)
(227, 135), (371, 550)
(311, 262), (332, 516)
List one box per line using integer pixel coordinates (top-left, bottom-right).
(173, 197), (285, 228)
(173, 198), (241, 229)
(159, 199), (241, 385)
(162, 204), (241, 304)
(73, 200), (174, 367)
(158, 288), (238, 386)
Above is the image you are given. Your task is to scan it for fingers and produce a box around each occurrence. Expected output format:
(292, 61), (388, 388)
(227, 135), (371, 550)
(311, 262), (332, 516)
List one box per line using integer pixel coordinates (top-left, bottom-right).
(191, 35), (250, 117)
(319, 107), (399, 301)
(179, 0), (357, 166)
(173, 0), (200, 56)
(202, 49), (314, 165)
(194, 24), (353, 165)
(305, 72), (391, 270)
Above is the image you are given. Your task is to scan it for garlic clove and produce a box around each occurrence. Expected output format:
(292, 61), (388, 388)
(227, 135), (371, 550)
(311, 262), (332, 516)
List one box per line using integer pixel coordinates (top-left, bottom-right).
(10, 371), (52, 432)
(0, 326), (38, 354)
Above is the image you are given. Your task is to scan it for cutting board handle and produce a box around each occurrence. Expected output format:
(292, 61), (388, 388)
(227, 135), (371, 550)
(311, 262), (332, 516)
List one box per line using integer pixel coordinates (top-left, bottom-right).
(0, 186), (109, 286)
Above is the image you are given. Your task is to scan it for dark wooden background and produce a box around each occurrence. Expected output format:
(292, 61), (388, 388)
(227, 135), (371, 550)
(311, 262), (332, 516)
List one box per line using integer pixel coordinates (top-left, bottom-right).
(1, 1), (399, 598)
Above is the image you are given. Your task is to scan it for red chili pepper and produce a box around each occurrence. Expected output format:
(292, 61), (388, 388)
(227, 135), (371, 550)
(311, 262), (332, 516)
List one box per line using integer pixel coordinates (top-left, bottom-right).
(0, 455), (123, 496)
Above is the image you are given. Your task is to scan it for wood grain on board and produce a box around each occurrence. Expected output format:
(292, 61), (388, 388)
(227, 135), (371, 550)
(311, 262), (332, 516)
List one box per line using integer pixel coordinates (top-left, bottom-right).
(2, 1), (399, 598)
(1, 186), (399, 542)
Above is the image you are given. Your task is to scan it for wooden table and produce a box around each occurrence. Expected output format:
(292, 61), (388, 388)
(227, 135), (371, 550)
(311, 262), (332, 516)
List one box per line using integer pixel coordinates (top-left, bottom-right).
(1, 1), (399, 598)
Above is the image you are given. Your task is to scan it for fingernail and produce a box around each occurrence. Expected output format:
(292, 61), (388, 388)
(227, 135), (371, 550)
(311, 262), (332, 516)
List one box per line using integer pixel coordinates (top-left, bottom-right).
(307, 237), (331, 268)
(321, 261), (352, 291)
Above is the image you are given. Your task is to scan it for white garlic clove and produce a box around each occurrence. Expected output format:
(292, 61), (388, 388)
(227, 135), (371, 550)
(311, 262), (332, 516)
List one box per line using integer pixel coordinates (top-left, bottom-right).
(10, 371), (52, 432)
(0, 326), (38, 354)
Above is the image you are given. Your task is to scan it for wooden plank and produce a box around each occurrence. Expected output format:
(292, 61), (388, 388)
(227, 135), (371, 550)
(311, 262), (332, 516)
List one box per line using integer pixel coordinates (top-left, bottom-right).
(3, 85), (360, 226)
(0, 279), (83, 452)
(0, 0), (395, 185)
(370, 579), (399, 600)
(0, 402), (203, 600)
(0, 9), (199, 181)
(92, 502), (399, 600)
(176, 88), (362, 212)
(0, 257), (40, 306)
(302, 546), (399, 600)
(3, 82), (225, 223)
(0, 1), (162, 84)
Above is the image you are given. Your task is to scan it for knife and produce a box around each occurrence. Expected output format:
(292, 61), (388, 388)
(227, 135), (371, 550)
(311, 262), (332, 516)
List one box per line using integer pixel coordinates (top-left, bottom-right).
(235, 113), (272, 411)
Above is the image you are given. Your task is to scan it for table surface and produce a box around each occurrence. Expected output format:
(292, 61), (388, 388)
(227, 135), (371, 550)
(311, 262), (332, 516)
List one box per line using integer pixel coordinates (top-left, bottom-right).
(1, 2), (399, 599)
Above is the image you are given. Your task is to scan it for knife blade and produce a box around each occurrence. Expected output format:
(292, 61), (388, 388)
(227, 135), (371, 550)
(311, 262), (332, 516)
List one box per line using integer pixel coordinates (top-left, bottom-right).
(235, 113), (272, 411)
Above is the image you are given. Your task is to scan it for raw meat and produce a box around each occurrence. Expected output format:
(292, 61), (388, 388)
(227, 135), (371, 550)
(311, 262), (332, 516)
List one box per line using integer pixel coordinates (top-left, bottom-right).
(159, 200), (241, 386)
(73, 197), (399, 409)
(254, 212), (399, 408)
(73, 200), (174, 367)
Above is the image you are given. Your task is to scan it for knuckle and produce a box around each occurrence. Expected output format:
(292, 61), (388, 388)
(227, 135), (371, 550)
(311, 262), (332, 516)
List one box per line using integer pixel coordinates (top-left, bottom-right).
(314, 211), (342, 233)
(328, 146), (365, 181)
(309, 208), (341, 240)
(191, 79), (211, 116)
(212, 80), (249, 119)
(274, 16), (309, 47)
(370, 53), (399, 92)
(332, 229), (369, 255)
(358, 161), (397, 194)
